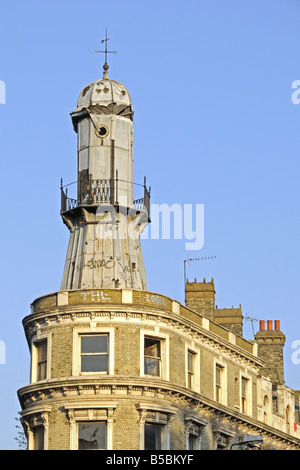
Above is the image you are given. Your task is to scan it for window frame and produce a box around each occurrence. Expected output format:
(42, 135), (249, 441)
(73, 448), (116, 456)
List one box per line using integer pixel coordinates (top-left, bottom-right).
(80, 334), (109, 374)
(144, 421), (165, 450)
(78, 421), (107, 450)
(212, 424), (235, 450)
(73, 327), (114, 376)
(263, 395), (270, 424)
(20, 406), (51, 450)
(214, 360), (227, 405)
(286, 405), (291, 434)
(184, 416), (207, 450)
(187, 350), (195, 389)
(186, 422), (201, 450)
(295, 398), (300, 424)
(187, 432), (199, 450)
(32, 425), (45, 450)
(31, 334), (51, 383)
(140, 330), (169, 380)
(240, 373), (252, 416)
(66, 402), (117, 450)
(234, 377), (239, 409)
(144, 337), (162, 377)
(136, 402), (176, 450)
(185, 345), (200, 392)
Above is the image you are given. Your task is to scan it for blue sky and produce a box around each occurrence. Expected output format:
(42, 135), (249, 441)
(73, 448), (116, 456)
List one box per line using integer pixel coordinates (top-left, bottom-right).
(0, 0), (300, 449)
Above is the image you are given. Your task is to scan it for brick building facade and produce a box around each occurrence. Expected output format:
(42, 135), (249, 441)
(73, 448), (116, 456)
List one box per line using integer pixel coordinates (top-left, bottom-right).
(17, 58), (300, 451)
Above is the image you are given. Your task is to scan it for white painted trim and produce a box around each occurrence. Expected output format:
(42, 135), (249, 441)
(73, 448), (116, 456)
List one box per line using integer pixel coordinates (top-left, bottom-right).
(185, 344), (200, 393)
(72, 327), (115, 376)
(136, 402), (176, 450)
(240, 370), (253, 417)
(122, 289), (133, 303)
(21, 406), (52, 450)
(213, 358), (227, 406)
(66, 403), (117, 450)
(30, 333), (51, 383)
(140, 329), (169, 380)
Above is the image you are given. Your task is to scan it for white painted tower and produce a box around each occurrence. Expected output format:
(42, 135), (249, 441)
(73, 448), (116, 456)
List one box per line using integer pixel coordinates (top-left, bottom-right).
(60, 57), (150, 290)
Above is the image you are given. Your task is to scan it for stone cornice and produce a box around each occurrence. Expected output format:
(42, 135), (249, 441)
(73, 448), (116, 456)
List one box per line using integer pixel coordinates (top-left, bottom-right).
(17, 376), (300, 449)
(22, 293), (265, 370)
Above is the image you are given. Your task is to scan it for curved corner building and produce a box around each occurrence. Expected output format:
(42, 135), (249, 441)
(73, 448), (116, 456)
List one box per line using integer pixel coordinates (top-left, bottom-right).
(17, 61), (300, 451)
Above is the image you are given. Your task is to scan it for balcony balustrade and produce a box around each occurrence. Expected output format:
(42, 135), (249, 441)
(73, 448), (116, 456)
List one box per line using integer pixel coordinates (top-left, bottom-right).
(61, 174), (150, 216)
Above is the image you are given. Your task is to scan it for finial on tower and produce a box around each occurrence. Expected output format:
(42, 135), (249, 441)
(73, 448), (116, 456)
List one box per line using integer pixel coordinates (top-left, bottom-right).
(95, 28), (117, 78)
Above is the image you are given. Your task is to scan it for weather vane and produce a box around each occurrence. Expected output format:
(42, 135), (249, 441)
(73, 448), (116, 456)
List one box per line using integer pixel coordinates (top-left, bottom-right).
(95, 28), (117, 73)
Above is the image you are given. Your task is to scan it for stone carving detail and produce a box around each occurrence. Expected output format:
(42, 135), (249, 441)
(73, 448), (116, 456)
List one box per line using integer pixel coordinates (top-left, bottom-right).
(87, 103), (134, 120)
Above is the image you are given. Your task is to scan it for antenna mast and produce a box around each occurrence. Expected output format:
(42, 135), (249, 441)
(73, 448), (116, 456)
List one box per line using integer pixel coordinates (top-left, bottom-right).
(184, 255), (216, 302)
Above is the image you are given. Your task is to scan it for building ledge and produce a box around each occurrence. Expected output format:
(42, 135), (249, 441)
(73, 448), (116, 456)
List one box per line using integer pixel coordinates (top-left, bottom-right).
(26, 288), (260, 361)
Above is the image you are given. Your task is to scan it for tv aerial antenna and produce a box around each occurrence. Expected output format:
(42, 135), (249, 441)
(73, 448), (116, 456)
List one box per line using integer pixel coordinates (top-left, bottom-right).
(243, 314), (259, 336)
(184, 255), (216, 284)
(184, 255), (216, 301)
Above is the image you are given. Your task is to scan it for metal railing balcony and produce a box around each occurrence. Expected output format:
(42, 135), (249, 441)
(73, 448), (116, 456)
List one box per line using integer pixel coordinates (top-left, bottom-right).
(61, 174), (151, 217)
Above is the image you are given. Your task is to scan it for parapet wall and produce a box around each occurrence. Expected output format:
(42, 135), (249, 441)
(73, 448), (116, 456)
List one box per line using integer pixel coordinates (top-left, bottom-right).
(28, 288), (256, 357)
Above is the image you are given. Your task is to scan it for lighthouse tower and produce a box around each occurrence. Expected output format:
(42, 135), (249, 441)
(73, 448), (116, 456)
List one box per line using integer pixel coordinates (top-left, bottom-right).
(60, 56), (150, 291)
(17, 49), (300, 451)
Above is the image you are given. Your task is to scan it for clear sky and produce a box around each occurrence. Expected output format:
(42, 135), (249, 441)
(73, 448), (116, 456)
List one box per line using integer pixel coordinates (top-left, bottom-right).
(0, 0), (300, 449)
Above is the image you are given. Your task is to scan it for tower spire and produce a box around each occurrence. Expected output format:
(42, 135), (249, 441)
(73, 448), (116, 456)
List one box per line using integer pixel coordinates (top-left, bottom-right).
(95, 28), (117, 78)
(60, 48), (150, 291)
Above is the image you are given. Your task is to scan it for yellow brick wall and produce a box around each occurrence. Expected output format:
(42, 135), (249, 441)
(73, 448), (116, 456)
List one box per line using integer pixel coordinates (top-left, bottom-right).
(114, 324), (140, 376)
(32, 318), (257, 410)
(200, 348), (214, 397)
(113, 400), (141, 450)
(48, 403), (70, 450)
(32, 294), (57, 313)
(168, 331), (186, 386)
(132, 291), (172, 311)
(23, 290), (292, 450)
(68, 289), (122, 305)
(50, 325), (73, 378)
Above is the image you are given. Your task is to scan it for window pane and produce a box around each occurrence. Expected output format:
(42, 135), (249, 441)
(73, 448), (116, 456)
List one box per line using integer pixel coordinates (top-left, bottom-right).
(78, 422), (106, 450)
(216, 366), (221, 385)
(144, 357), (160, 376)
(145, 424), (162, 450)
(33, 427), (44, 450)
(144, 338), (160, 358)
(81, 335), (108, 354)
(38, 361), (47, 381)
(81, 355), (108, 372)
(188, 352), (194, 372)
(242, 378), (246, 394)
(37, 341), (47, 362)
(188, 434), (198, 450)
(36, 340), (47, 381)
(295, 400), (300, 423)
(234, 378), (239, 406)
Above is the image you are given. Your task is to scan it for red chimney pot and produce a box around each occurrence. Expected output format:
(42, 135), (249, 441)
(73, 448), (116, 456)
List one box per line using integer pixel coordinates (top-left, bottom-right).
(259, 320), (265, 331)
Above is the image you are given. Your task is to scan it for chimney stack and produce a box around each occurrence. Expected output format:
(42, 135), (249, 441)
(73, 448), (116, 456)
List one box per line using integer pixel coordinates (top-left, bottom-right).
(185, 278), (215, 321)
(255, 320), (285, 385)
